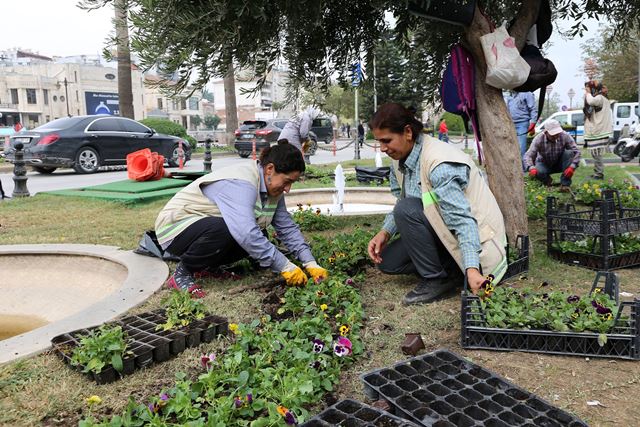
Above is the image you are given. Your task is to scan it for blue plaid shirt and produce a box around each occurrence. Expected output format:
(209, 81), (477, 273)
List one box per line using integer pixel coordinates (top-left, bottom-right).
(382, 140), (481, 270)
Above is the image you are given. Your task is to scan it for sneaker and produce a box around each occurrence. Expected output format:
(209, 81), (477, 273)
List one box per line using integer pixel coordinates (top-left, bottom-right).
(402, 278), (457, 306)
(559, 185), (571, 193)
(165, 263), (206, 298)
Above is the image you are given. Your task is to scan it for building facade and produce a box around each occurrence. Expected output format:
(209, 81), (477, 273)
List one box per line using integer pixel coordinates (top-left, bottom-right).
(0, 49), (207, 132)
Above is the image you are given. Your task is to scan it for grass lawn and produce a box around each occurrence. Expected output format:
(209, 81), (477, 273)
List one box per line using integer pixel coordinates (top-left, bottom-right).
(1, 163), (640, 426)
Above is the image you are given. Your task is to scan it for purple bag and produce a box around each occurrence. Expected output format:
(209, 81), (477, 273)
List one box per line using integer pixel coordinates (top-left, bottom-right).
(441, 44), (483, 163)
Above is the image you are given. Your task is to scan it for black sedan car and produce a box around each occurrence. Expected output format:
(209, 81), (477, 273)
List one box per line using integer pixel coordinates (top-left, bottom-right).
(4, 115), (191, 174)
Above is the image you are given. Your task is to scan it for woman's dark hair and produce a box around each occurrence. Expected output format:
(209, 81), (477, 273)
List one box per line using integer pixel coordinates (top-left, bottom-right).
(369, 103), (423, 140)
(260, 141), (306, 174)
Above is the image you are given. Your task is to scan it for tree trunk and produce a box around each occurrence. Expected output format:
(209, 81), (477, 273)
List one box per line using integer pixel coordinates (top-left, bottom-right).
(114, 0), (134, 119)
(223, 63), (238, 146)
(463, 0), (540, 244)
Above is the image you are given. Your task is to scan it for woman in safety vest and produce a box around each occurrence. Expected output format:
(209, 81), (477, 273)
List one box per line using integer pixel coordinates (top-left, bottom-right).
(155, 142), (328, 298)
(367, 103), (507, 305)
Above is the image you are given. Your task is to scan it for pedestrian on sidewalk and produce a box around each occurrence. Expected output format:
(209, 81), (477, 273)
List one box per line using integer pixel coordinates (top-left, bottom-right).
(523, 119), (581, 192)
(583, 80), (613, 179)
(438, 119), (449, 142)
(507, 91), (537, 170)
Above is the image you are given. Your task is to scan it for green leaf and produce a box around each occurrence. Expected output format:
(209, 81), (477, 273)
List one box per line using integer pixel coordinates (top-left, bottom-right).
(299, 380), (314, 394)
(238, 370), (250, 386)
(112, 354), (124, 372)
(598, 333), (608, 347)
(322, 378), (333, 391)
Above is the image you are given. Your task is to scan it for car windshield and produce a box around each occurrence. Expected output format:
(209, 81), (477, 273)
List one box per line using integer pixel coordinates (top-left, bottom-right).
(240, 121), (268, 130)
(33, 117), (83, 131)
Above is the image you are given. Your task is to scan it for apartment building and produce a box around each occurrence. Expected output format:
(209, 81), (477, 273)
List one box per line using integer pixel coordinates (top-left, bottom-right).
(0, 49), (207, 130)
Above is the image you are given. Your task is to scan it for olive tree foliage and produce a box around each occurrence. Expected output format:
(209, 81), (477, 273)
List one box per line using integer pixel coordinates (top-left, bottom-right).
(78, 0), (640, 241)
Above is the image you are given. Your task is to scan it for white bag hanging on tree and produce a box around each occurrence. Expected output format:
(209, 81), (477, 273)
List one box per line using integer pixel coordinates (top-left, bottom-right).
(480, 23), (530, 89)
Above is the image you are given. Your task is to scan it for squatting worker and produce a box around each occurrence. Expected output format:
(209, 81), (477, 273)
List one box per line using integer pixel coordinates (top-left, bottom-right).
(155, 142), (328, 298)
(367, 103), (508, 305)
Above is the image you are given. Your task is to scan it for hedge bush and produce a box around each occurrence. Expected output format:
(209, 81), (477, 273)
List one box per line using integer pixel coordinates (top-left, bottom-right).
(139, 119), (196, 149)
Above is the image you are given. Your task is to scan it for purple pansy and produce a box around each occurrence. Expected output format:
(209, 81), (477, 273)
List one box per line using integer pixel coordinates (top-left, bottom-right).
(247, 393), (253, 404)
(284, 411), (297, 425)
(200, 353), (216, 370)
(234, 397), (243, 408)
(345, 278), (355, 286)
(567, 295), (580, 303)
(309, 360), (321, 369)
(312, 338), (325, 353)
(591, 300), (612, 315)
(333, 336), (352, 357)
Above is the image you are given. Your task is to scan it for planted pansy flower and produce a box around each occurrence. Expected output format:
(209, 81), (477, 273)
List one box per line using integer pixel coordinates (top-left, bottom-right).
(591, 300), (612, 315)
(312, 338), (325, 353)
(246, 393), (253, 404)
(339, 325), (350, 336)
(277, 405), (297, 425)
(148, 393), (169, 414)
(567, 295), (580, 303)
(320, 304), (328, 311)
(309, 360), (321, 369)
(316, 290), (325, 297)
(601, 312), (613, 321)
(315, 208), (321, 215)
(229, 323), (240, 335)
(345, 278), (355, 286)
(333, 336), (352, 357)
(86, 395), (102, 406)
(234, 397), (243, 408)
(200, 353), (216, 370)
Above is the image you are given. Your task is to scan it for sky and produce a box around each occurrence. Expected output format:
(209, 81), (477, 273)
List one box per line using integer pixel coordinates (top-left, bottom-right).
(3, 0), (598, 110)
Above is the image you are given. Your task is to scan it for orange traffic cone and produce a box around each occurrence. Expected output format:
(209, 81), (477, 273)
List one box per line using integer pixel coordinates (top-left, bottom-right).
(127, 148), (166, 182)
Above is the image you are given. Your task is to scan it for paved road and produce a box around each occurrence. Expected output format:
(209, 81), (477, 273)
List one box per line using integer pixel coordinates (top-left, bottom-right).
(0, 139), (381, 196)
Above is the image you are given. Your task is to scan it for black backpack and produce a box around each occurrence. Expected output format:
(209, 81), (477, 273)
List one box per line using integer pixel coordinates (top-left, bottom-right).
(513, 44), (557, 92)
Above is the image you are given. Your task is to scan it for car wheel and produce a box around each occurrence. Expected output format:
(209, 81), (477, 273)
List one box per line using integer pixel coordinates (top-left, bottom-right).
(73, 147), (100, 174)
(32, 166), (57, 174)
(239, 152), (250, 158)
(168, 144), (189, 167)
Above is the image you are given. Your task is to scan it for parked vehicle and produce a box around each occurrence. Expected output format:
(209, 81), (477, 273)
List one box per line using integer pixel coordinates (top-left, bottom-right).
(233, 119), (287, 158)
(535, 110), (584, 141)
(4, 115), (191, 174)
(611, 102), (639, 142)
(311, 117), (334, 144)
(233, 117), (331, 157)
(613, 123), (640, 163)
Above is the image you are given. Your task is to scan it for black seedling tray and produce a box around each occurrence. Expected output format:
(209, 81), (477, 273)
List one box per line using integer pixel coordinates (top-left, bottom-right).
(547, 191), (640, 270)
(360, 349), (587, 427)
(50, 329), (153, 385)
(502, 235), (529, 282)
(301, 399), (419, 427)
(462, 271), (640, 360)
(50, 311), (228, 384)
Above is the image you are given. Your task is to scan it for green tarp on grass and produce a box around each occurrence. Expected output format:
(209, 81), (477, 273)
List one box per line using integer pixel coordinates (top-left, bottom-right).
(41, 177), (201, 204)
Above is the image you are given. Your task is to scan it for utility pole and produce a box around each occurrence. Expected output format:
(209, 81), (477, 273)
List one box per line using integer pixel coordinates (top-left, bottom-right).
(568, 88), (575, 110)
(354, 87), (360, 160)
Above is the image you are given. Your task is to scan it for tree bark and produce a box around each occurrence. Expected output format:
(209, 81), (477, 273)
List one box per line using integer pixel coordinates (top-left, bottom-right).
(463, 0), (540, 244)
(223, 63), (238, 146)
(114, 0), (134, 119)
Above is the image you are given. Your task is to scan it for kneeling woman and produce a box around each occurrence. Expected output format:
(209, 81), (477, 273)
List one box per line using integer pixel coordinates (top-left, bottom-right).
(155, 142), (328, 297)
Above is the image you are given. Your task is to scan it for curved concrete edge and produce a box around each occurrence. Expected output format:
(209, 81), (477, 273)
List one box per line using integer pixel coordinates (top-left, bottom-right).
(0, 244), (169, 365)
(287, 187), (396, 207)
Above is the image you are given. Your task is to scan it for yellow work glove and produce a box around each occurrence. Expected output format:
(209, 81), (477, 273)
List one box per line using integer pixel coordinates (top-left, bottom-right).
(301, 138), (311, 153)
(280, 261), (308, 286)
(304, 261), (329, 282)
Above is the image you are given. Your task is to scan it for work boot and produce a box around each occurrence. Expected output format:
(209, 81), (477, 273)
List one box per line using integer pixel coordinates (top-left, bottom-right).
(402, 278), (457, 306)
(166, 262), (206, 298)
(544, 176), (553, 186)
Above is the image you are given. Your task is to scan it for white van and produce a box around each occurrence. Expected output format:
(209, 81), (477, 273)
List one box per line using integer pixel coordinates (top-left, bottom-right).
(611, 102), (639, 142)
(535, 110), (584, 141)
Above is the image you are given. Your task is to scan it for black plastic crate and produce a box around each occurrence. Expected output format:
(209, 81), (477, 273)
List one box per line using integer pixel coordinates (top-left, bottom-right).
(301, 399), (419, 427)
(461, 272), (640, 360)
(546, 191), (640, 270)
(360, 349), (587, 427)
(502, 235), (529, 282)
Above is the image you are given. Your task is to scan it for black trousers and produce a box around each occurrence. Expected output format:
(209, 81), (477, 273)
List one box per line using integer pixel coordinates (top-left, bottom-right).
(378, 197), (462, 282)
(166, 217), (248, 273)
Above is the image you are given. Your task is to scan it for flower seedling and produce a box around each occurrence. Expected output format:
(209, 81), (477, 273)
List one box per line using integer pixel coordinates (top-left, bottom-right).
(157, 289), (206, 331)
(70, 325), (131, 374)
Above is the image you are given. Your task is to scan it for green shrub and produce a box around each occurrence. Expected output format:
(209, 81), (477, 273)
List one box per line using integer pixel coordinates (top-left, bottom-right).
(139, 118), (188, 137)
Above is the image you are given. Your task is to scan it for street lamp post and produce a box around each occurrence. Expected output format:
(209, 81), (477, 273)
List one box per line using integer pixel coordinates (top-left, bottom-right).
(63, 78), (70, 117)
(545, 85), (553, 117)
(568, 88), (575, 110)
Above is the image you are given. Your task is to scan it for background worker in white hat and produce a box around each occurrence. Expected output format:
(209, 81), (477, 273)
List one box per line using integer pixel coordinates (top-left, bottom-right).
(523, 119), (582, 192)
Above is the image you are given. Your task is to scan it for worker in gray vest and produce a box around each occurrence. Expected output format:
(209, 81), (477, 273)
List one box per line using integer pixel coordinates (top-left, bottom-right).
(367, 103), (507, 305)
(155, 142), (328, 297)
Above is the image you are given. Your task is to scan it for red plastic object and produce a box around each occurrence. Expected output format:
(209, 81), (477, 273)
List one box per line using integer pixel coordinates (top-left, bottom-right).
(127, 148), (165, 182)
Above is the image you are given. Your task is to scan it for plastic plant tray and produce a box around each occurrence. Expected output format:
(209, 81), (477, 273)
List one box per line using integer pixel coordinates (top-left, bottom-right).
(546, 191), (640, 270)
(462, 271), (640, 360)
(301, 399), (419, 427)
(502, 235), (529, 281)
(50, 311), (228, 384)
(360, 349), (587, 427)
